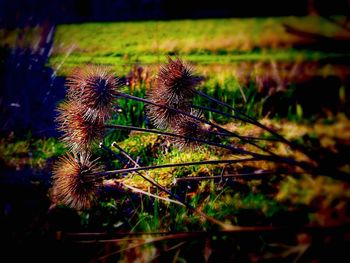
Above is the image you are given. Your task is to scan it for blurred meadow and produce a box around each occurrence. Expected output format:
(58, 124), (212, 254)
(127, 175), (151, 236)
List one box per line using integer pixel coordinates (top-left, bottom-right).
(1, 7), (350, 263)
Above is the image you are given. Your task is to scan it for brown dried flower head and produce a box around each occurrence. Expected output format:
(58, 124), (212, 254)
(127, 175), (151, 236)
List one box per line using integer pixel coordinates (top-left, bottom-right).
(157, 57), (203, 104)
(56, 100), (104, 152)
(51, 152), (103, 210)
(66, 65), (122, 121)
(169, 110), (209, 149)
(146, 89), (191, 129)
(146, 57), (203, 129)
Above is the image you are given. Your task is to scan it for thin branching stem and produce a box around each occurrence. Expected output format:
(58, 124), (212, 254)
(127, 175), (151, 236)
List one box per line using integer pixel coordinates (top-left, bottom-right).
(207, 130), (280, 141)
(193, 92), (318, 162)
(111, 142), (139, 167)
(93, 157), (258, 178)
(101, 142), (194, 209)
(191, 104), (255, 129)
(105, 124), (310, 168)
(115, 93), (278, 156)
(101, 142), (233, 229)
(107, 142), (185, 204)
(117, 181), (185, 207)
(194, 90), (301, 148)
(62, 224), (350, 240)
(106, 123), (259, 156)
(174, 171), (303, 183)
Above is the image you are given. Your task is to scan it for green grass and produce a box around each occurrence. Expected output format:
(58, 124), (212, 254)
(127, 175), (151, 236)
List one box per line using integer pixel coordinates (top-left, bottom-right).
(52, 16), (342, 56)
(1, 17), (350, 259)
(46, 16), (350, 125)
(0, 137), (65, 169)
(46, 16), (350, 75)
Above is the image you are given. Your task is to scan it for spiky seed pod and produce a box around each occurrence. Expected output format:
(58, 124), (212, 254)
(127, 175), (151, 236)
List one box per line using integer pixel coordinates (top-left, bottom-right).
(56, 100), (104, 152)
(157, 57), (203, 104)
(146, 89), (192, 129)
(66, 65), (122, 121)
(169, 110), (209, 149)
(51, 152), (103, 210)
(146, 57), (203, 129)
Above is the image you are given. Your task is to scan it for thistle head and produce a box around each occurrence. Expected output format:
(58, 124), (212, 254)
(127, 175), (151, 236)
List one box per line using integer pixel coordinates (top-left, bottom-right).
(51, 152), (103, 210)
(146, 57), (203, 129)
(157, 57), (203, 104)
(146, 88), (191, 129)
(66, 65), (123, 121)
(169, 110), (209, 149)
(56, 100), (104, 152)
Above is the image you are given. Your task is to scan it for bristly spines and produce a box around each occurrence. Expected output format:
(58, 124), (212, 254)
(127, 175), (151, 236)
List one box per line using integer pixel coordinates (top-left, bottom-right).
(51, 152), (103, 210)
(66, 65), (123, 122)
(157, 57), (203, 104)
(146, 57), (203, 130)
(55, 100), (105, 152)
(169, 110), (210, 149)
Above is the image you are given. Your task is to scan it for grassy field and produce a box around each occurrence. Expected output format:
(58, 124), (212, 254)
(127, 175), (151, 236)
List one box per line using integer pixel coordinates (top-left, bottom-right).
(48, 16), (349, 75)
(46, 15), (350, 122)
(2, 16), (350, 262)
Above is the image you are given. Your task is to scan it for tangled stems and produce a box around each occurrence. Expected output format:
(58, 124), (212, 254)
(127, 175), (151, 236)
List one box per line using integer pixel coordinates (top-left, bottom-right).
(99, 142), (184, 202)
(114, 93), (286, 158)
(110, 92), (313, 169)
(145, 57), (296, 156)
(105, 123), (310, 167)
(194, 90), (311, 155)
(100, 142), (234, 230)
(90, 157), (303, 179)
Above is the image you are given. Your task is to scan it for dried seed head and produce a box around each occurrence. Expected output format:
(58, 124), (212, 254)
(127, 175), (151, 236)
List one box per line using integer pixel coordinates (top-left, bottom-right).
(146, 89), (191, 129)
(157, 57), (203, 104)
(66, 65), (122, 121)
(51, 152), (103, 210)
(146, 57), (202, 129)
(169, 110), (208, 149)
(56, 100), (104, 152)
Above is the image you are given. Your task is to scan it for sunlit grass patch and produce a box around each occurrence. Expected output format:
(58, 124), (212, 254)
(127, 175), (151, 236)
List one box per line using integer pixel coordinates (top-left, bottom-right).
(0, 137), (65, 169)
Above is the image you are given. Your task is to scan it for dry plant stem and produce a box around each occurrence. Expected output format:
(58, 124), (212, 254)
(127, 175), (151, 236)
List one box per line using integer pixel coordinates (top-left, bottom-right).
(99, 143), (192, 209)
(104, 142), (233, 230)
(174, 171), (300, 183)
(108, 142), (185, 203)
(115, 93), (276, 157)
(208, 130), (280, 141)
(64, 225), (350, 262)
(191, 104), (254, 130)
(118, 182), (185, 207)
(194, 90), (299, 148)
(106, 124), (257, 156)
(105, 124), (308, 168)
(95, 158), (268, 178)
(116, 93), (234, 135)
(194, 91), (318, 163)
(111, 142), (139, 167)
(100, 143), (127, 164)
(193, 105), (280, 141)
(62, 224), (350, 240)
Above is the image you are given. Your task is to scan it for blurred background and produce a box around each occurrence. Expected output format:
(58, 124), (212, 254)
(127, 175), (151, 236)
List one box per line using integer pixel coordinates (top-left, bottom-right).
(1, 0), (350, 262)
(1, 0), (350, 26)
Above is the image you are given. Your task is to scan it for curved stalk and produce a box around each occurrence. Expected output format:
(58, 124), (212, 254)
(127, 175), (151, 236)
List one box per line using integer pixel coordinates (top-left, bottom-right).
(114, 93), (278, 157)
(194, 90), (308, 153)
(100, 142), (234, 229)
(207, 130), (281, 141)
(174, 170), (304, 183)
(94, 158), (282, 178)
(105, 124), (311, 169)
